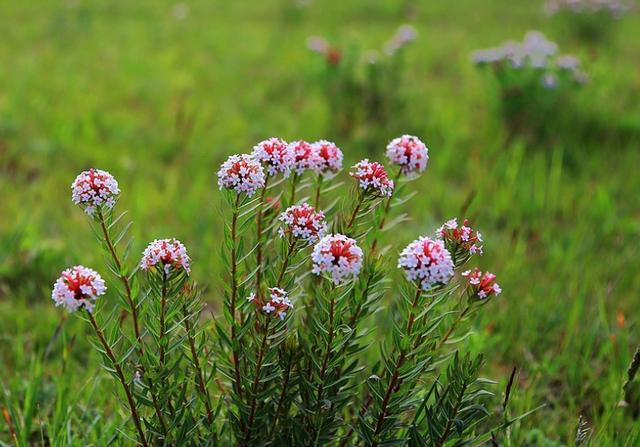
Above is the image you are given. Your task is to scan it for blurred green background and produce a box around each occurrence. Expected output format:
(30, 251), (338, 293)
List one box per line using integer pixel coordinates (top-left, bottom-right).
(1, 0), (639, 445)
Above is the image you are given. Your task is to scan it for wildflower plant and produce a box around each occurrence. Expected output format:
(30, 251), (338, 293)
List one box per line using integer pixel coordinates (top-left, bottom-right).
(52, 135), (526, 446)
(472, 31), (588, 142)
(307, 25), (417, 155)
(545, 0), (635, 42)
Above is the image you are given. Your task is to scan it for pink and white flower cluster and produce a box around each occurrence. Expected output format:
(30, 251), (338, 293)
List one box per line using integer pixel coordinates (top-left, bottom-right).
(71, 169), (120, 215)
(350, 159), (395, 197)
(252, 138), (295, 177)
(312, 234), (363, 284)
(386, 135), (429, 176)
(52, 265), (106, 313)
(472, 31), (588, 86)
(437, 218), (483, 257)
(462, 268), (502, 300)
(545, 0), (632, 16)
(247, 287), (293, 320)
(398, 237), (454, 290)
(313, 140), (344, 176)
(217, 154), (266, 197)
(289, 140), (321, 175)
(140, 238), (191, 275)
(279, 203), (327, 244)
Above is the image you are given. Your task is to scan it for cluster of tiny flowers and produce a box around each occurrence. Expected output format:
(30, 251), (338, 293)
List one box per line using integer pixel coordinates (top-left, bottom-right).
(278, 203), (327, 244)
(545, 0), (633, 16)
(247, 287), (293, 320)
(313, 140), (344, 176)
(383, 24), (418, 55)
(51, 265), (106, 313)
(472, 31), (588, 86)
(398, 237), (455, 290)
(71, 169), (120, 216)
(252, 138), (295, 177)
(386, 135), (429, 176)
(437, 218), (483, 256)
(140, 238), (191, 275)
(217, 154), (266, 197)
(289, 140), (322, 175)
(312, 234), (363, 284)
(462, 268), (502, 300)
(350, 159), (395, 197)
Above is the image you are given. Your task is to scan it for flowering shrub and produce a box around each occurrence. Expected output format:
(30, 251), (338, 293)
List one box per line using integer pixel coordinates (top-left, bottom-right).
(472, 31), (587, 142)
(308, 25), (417, 155)
(52, 134), (521, 446)
(545, 0), (634, 42)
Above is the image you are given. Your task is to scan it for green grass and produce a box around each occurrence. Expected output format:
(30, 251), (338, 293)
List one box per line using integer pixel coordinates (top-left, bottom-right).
(1, 0), (639, 445)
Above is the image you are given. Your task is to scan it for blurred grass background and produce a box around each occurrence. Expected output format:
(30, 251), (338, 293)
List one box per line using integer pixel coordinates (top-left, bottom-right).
(1, 0), (639, 445)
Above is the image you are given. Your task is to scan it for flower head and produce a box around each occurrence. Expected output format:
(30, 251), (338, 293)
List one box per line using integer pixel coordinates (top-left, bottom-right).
(462, 268), (502, 300)
(279, 203), (327, 244)
(247, 287), (293, 320)
(312, 140), (343, 176)
(251, 137), (294, 177)
(350, 159), (395, 197)
(217, 154), (266, 197)
(386, 135), (429, 176)
(437, 218), (483, 261)
(312, 234), (363, 284)
(71, 169), (120, 215)
(289, 140), (321, 175)
(140, 238), (191, 275)
(52, 265), (106, 313)
(398, 237), (454, 290)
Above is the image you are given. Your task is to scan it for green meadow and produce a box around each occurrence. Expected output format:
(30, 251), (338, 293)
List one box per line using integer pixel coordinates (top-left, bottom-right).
(1, 0), (639, 445)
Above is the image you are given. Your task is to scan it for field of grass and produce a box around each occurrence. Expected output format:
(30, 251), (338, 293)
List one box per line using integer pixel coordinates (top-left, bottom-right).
(1, 0), (639, 445)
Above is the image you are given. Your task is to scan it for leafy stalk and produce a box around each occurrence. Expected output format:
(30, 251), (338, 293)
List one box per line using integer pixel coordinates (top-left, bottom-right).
(86, 310), (148, 447)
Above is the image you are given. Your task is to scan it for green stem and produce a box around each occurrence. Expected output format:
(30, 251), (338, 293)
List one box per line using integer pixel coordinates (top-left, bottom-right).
(183, 305), (214, 426)
(370, 168), (402, 253)
(87, 311), (149, 447)
(255, 176), (270, 299)
(96, 208), (142, 346)
(437, 305), (471, 351)
(371, 287), (422, 446)
(345, 193), (364, 230)
(230, 194), (244, 400)
(243, 318), (272, 445)
(159, 271), (168, 366)
(314, 175), (324, 209)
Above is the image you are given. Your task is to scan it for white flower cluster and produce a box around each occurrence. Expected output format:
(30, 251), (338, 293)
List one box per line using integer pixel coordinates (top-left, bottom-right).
(545, 0), (633, 16)
(385, 135), (429, 176)
(289, 140), (322, 175)
(350, 159), (395, 197)
(252, 137), (295, 177)
(312, 234), (363, 284)
(217, 154), (266, 197)
(398, 237), (454, 290)
(278, 203), (327, 244)
(51, 265), (106, 313)
(140, 238), (191, 275)
(247, 287), (293, 320)
(313, 140), (344, 176)
(71, 169), (120, 216)
(472, 31), (588, 86)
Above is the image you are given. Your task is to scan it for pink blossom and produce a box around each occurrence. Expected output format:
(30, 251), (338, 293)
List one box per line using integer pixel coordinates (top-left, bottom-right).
(71, 169), (120, 215)
(52, 265), (106, 313)
(140, 238), (191, 275)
